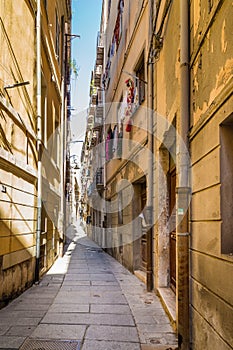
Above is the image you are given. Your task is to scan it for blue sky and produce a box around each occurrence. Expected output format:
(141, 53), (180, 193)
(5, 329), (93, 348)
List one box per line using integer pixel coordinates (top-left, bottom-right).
(70, 0), (102, 161)
(71, 0), (102, 113)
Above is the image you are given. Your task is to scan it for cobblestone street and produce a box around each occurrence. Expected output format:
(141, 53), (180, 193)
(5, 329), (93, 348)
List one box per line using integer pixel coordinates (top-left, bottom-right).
(0, 223), (177, 350)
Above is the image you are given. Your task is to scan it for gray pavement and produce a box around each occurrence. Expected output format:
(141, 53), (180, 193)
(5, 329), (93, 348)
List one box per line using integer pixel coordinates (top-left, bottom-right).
(0, 223), (177, 350)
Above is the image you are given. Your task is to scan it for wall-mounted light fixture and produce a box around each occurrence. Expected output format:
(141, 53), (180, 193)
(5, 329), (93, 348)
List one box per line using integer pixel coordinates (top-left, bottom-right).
(65, 33), (81, 41)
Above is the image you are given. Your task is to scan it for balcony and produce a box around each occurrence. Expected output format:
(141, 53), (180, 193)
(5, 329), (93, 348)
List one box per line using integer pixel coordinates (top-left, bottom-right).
(97, 89), (103, 104)
(87, 182), (95, 197)
(90, 131), (98, 147)
(96, 31), (104, 66)
(94, 106), (103, 127)
(94, 89), (104, 128)
(91, 92), (97, 105)
(87, 115), (94, 128)
(96, 167), (104, 191)
(89, 105), (95, 116)
(94, 65), (102, 88)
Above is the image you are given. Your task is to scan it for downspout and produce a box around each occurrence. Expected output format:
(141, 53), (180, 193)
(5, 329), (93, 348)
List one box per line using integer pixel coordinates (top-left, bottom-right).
(60, 77), (65, 256)
(59, 21), (69, 256)
(35, 0), (42, 282)
(177, 1), (190, 349)
(102, 76), (106, 248)
(146, 0), (154, 292)
(102, 0), (108, 249)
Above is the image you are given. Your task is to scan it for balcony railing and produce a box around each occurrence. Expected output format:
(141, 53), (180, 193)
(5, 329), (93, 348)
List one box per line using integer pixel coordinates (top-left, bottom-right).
(91, 92), (97, 105)
(96, 31), (104, 66)
(96, 167), (104, 191)
(93, 89), (104, 128)
(94, 65), (102, 88)
(95, 106), (103, 127)
(89, 105), (95, 116)
(90, 131), (98, 147)
(87, 182), (95, 197)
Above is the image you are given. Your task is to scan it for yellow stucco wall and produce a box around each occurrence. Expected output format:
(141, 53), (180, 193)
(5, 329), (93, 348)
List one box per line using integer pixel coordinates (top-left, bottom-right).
(190, 1), (233, 348)
(0, 0), (70, 306)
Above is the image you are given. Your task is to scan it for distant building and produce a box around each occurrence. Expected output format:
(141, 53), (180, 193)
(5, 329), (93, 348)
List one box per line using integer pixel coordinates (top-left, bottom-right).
(82, 1), (233, 349)
(0, 0), (71, 307)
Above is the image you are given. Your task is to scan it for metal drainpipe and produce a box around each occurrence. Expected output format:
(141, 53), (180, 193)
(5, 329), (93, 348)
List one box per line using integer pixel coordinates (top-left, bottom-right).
(35, 0), (42, 282)
(177, 0), (190, 348)
(102, 82), (106, 248)
(146, 0), (154, 292)
(59, 23), (69, 256)
(60, 77), (65, 256)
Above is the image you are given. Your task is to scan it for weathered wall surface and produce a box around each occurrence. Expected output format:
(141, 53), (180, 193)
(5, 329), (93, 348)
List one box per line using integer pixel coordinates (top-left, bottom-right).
(0, 0), (70, 307)
(0, 0), (37, 307)
(190, 1), (233, 348)
(102, 0), (150, 270)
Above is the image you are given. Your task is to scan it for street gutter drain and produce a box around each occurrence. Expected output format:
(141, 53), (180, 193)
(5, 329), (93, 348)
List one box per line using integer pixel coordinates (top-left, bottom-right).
(20, 339), (81, 350)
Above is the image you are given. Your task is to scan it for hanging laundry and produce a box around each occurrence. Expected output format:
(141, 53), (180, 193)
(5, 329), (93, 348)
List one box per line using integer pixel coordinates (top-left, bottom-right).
(114, 13), (120, 48)
(125, 117), (132, 132)
(119, 90), (128, 122)
(134, 86), (139, 109)
(119, 0), (124, 13)
(124, 78), (136, 124)
(110, 36), (116, 57)
(125, 78), (135, 104)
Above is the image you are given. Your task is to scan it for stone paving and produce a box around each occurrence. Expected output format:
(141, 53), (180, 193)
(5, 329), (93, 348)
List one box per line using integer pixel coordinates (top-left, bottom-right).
(0, 224), (177, 349)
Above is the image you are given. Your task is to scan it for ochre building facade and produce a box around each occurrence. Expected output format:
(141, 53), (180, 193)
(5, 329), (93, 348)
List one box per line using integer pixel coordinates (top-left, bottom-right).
(0, 0), (71, 306)
(82, 1), (233, 349)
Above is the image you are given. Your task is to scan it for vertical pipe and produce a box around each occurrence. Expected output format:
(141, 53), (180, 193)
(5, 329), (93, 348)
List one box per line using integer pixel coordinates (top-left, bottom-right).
(179, 0), (190, 188)
(102, 83), (106, 248)
(102, 7), (107, 248)
(59, 20), (69, 256)
(146, 0), (154, 292)
(177, 0), (190, 348)
(60, 77), (65, 256)
(35, 0), (42, 282)
(63, 29), (69, 238)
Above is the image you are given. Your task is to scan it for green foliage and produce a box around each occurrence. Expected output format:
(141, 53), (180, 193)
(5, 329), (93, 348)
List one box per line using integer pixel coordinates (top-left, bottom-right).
(70, 59), (80, 79)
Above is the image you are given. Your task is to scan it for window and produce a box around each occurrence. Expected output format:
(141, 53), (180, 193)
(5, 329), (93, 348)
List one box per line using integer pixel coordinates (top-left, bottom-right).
(55, 10), (60, 61)
(41, 73), (47, 146)
(220, 114), (233, 254)
(61, 16), (65, 71)
(113, 0), (124, 50)
(135, 53), (146, 105)
(119, 0), (124, 39)
(55, 121), (60, 166)
(118, 191), (123, 225)
(108, 0), (111, 20)
(43, 0), (48, 12)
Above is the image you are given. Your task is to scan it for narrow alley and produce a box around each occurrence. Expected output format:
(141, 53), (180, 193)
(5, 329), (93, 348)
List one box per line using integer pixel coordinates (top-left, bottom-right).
(1, 1), (233, 349)
(0, 222), (177, 350)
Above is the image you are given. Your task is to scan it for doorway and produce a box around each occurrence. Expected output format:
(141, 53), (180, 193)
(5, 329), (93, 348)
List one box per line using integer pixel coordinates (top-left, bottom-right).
(169, 167), (176, 293)
(140, 183), (147, 272)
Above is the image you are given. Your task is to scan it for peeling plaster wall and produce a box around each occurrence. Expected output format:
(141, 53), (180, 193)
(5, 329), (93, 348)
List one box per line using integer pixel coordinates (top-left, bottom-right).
(153, 1), (180, 290)
(102, 0), (150, 271)
(190, 1), (233, 348)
